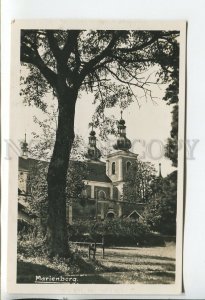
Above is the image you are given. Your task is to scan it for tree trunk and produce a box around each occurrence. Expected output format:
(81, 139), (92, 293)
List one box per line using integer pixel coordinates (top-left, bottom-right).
(46, 87), (77, 257)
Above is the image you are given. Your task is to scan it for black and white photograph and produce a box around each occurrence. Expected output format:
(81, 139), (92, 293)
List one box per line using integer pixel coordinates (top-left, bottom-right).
(6, 20), (186, 295)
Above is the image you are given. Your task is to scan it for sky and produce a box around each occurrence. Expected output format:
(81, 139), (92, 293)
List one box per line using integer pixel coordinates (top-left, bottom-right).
(15, 78), (176, 176)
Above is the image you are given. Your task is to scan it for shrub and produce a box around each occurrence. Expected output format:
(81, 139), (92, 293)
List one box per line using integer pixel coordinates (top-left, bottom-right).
(67, 220), (94, 242)
(17, 230), (48, 258)
(68, 219), (165, 247)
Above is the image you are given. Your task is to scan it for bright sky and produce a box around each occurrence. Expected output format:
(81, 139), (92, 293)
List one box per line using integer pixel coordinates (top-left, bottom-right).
(15, 78), (176, 176)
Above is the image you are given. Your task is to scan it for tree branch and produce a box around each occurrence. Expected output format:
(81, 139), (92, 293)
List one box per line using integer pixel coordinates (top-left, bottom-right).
(79, 32), (119, 81)
(104, 65), (140, 87)
(116, 31), (179, 53)
(46, 31), (62, 63)
(116, 35), (158, 53)
(62, 31), (81, 61)
(21, 38), (58, 88)
(109, 53), (155, 65)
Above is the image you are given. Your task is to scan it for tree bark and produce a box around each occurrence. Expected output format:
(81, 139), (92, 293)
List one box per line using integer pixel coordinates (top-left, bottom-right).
(46, 87), (77, 257)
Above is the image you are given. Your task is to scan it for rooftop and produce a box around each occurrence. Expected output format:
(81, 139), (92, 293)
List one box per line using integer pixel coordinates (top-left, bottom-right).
(19, 157), (111, 183)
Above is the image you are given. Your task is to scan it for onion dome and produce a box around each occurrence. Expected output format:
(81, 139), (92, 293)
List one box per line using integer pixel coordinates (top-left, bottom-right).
(113, 111), (132, 151)
(85, 123), (101, 161)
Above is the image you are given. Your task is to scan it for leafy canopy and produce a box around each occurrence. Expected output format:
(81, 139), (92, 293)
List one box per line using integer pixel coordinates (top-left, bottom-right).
(21, 30), (179, 135)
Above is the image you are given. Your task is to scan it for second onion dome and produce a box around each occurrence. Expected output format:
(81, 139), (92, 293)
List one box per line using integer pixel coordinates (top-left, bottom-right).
(113, 111), (132, 151)
(85, 124), (102, 161)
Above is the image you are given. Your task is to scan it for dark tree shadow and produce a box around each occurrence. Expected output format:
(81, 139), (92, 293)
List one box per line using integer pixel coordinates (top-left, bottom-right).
(78, 274), (113, 284)
(151, 271), (175, 278)
(17, 261), (63, 283)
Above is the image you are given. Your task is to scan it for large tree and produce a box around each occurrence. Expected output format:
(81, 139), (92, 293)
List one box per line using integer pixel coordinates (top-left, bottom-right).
(20, 29), (179, 257)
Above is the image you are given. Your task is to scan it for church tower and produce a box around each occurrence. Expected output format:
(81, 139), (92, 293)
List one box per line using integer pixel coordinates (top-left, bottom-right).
(106, 112), (138, 183)
(106, 112), (138, 214)
(85, 123), (102, 162)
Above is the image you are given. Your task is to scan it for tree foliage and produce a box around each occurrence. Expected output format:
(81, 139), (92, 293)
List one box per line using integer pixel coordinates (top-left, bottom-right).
(21, 30), (179, 131)
(30, 104), (87, 161)
(122, 161), (156, 203)
(20, 29), (180, 257)
(164, 104), (178, 167)
(27, 161), (49, 236)
(161, 34), (179, 167)
(27, 112), (87, 236)
(143, 170), (177, 235)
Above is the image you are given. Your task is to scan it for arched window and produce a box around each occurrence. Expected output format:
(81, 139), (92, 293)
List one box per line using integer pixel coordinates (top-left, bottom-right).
(126, 161), (131, 172)
(112, 162), (116, 175)
(98, 190), (106, 200)
(107, 210), (115, 219)
(113, 186), (119, 200)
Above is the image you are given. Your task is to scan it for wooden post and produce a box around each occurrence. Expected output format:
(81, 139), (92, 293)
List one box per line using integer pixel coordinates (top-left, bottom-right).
(88, 243), (96, 260)
(93, 243), (96, 260)
(102, 236), (105, 259)
(88, 245), (90, 259)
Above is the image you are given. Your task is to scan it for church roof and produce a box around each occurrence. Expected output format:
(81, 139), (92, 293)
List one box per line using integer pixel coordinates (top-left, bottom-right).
(84, 161), (111, 183)
(19, 157), (46, 170)
(19, 157), (29, 170)
(19, 157), (111, 183)
(107, 150), (138, 159)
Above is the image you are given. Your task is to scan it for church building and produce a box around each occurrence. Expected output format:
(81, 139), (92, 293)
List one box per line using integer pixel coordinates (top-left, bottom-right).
(18, 113), (145, 227)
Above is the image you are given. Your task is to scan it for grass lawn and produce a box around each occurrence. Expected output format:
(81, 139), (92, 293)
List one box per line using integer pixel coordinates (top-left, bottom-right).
(91, 242), (175, 284)
(17, 242), (175, 284)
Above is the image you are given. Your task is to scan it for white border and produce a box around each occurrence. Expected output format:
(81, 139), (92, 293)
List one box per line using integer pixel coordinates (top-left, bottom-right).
(2, 0), (205, 298)
(6, 19), (185, 297)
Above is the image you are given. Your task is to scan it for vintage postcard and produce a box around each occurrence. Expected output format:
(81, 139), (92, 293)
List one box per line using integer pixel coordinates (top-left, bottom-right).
(6, 20), (186, 296)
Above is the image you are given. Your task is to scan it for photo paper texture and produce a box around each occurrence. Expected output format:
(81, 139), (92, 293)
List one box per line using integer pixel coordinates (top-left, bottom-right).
(7, 20), (186, 296)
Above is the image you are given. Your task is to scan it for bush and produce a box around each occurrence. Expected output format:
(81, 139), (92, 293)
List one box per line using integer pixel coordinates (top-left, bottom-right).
(67, 220), (95, 242)
(68, 219), (165, 247)
(18, 230), (48, 258)
(18, 219), (34, 233)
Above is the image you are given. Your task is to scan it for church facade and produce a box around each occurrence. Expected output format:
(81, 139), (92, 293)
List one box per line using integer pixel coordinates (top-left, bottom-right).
(18, 113), (145, 227)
